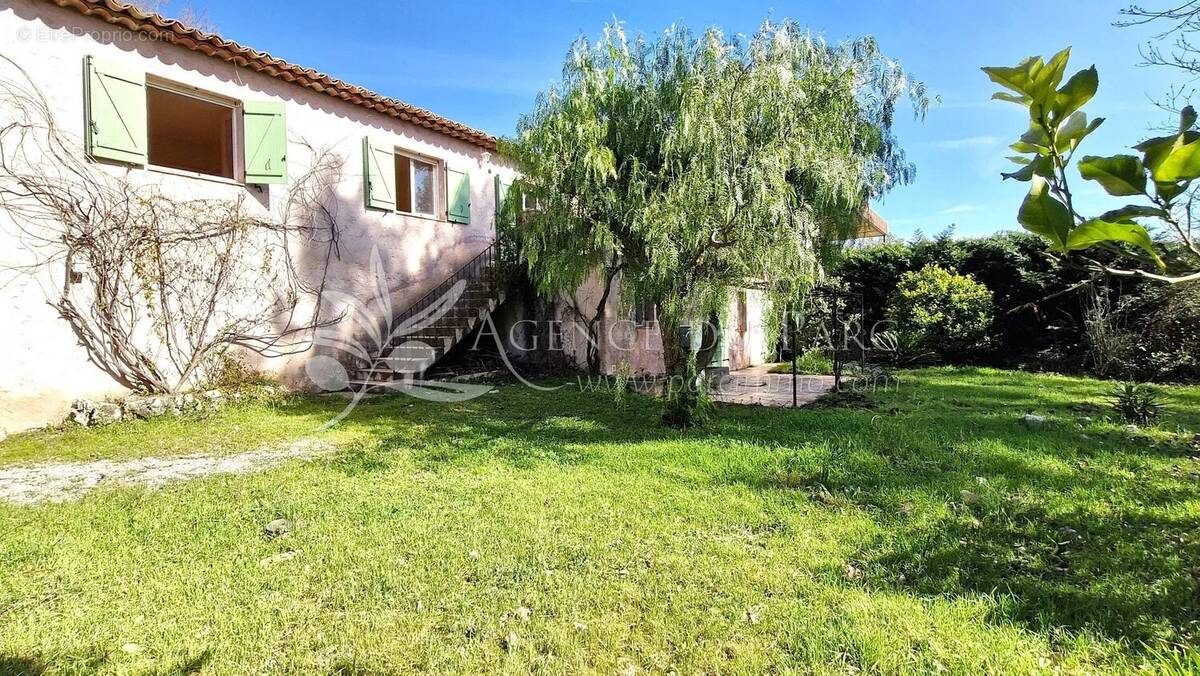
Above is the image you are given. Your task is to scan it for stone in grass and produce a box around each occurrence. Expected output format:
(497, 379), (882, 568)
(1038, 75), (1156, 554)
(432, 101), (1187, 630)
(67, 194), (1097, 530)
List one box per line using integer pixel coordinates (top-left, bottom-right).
(263, 518), (292, 539)
(1022, 414), (1046, 427)
(70, 399), (95, 426)
(172, 393), (199, 416)
(93, 402), (123, 425)
(125, 396), (167, 419)
(202, 390), (224, 410)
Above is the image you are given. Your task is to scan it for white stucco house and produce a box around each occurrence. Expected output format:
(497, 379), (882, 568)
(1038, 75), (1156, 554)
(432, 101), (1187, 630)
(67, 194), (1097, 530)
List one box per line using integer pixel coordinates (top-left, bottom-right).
(0, 0), (527, 432)
(0, 0), (816, 433)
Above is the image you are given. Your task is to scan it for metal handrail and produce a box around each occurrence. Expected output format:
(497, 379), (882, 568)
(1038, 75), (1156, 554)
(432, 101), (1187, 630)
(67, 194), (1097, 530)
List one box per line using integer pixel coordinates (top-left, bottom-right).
(392, 240), (499, 332)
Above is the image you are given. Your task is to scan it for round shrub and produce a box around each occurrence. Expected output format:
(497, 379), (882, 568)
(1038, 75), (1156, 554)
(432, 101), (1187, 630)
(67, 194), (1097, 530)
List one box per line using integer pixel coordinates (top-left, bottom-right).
(886, 264), (994, 361)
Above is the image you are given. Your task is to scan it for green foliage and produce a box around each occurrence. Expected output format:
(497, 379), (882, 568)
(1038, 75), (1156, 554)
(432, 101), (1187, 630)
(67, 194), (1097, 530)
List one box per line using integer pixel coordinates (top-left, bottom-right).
(1078, 154), (1146, 196)
(1017, 175), (1073, 247)
(869, 329), (937, 366)
(984, 49), (1200, 280)
(611, 359), (633, 409)
(834, 232), (1200, 376)
(503, 18), (929, 422)
(886, 265), (994, 361)
(201, 352), (271, 390)
(769, 348), (833, 375)
(1129, 282), (1200, 382)
(660, 356), (712, 428)
(1110, 382), (1167, 425)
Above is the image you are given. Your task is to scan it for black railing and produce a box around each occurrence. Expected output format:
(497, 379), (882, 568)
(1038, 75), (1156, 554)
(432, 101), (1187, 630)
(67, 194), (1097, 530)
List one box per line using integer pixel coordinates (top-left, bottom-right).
(391, 240), (500, 333)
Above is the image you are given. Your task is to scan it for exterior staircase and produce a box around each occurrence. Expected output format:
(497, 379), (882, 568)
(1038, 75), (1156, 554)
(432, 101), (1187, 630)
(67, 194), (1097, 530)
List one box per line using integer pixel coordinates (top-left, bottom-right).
(347, 241), (505, 390)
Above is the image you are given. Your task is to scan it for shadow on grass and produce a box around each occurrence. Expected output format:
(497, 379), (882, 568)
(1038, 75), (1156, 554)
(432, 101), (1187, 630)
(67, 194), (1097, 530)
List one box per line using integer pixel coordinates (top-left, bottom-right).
(155, 649), (212, 675)
(18, 368), (1192, 649)
(254, 369), (1200, 647)
(0, 647), (112, 675)
(0, 655), (45, 676)
(698, 371), (1200, 647)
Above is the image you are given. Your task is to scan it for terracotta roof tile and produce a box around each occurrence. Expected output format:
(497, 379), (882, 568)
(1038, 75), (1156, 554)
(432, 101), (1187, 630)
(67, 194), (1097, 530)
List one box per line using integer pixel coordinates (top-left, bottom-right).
(858, 207), (889, 238)
(46, 0), (498, 151)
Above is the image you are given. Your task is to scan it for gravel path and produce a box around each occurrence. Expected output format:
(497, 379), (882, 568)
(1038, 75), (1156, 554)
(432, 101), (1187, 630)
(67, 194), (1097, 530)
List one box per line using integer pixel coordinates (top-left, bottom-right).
(0, 439), (333, 506)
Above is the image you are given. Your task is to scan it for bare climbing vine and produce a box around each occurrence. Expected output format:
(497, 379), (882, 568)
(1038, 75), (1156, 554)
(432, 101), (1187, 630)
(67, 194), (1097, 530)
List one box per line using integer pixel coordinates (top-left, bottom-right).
(0, 56), (344, 393)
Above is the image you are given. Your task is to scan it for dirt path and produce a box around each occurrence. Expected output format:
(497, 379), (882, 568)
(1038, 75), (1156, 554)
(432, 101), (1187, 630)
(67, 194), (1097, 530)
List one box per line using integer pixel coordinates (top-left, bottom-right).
(0, 438), (333, 506)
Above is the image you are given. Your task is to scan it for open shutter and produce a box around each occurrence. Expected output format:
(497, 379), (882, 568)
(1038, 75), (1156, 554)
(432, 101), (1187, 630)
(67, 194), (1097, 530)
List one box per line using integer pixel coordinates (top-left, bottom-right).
(494, 174), (510, 226)
(362, 137), (396, 211)
(446, 167), (470, 224)
(243, 101), (287, 184)
(84, 56), (146, 165)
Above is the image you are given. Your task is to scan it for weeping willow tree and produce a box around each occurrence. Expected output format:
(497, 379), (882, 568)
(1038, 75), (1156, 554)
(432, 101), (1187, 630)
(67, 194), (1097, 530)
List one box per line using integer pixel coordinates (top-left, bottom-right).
(502, 19), (929, 425)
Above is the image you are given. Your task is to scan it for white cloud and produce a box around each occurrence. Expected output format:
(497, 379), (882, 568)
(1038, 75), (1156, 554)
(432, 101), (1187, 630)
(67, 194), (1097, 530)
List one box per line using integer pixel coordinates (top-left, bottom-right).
(933, 136), (1001, 150)
(939, 204), (978, 215)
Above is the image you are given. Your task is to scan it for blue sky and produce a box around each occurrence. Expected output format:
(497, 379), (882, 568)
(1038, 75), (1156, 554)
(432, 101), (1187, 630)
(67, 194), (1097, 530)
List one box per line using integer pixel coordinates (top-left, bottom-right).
(189, 0), (1183, 239)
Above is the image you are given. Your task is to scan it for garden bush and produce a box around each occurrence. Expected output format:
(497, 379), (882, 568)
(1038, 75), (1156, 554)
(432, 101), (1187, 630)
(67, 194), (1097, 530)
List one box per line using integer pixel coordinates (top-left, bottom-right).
(1128, 282), (1200, 382)
(886, 265), (994, 362)
(830, 231), (1200, 382)
(770, 348), (834, 375)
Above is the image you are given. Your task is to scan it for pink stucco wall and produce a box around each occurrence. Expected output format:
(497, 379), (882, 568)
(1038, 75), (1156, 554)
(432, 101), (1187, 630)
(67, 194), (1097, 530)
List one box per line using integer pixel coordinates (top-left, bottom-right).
(559, 275), (772, 375)
(0, 0), (518, 432)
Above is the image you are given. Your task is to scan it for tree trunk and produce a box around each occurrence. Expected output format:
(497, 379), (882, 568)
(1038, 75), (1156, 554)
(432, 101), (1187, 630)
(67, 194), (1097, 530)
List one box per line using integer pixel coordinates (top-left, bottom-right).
(657, 310), (710, 428)
(658, 312), (687, 379)
(585, 319), (603, 375)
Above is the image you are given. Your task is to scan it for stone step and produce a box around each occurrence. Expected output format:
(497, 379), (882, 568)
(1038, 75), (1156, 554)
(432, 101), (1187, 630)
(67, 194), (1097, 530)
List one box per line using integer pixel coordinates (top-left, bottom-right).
(342, 286), (506, 392)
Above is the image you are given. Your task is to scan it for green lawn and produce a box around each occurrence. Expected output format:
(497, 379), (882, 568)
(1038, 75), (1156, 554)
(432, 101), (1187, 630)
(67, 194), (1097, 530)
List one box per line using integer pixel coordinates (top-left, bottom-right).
(1, 368), (1198, 674)
(768, 348), (834, 375)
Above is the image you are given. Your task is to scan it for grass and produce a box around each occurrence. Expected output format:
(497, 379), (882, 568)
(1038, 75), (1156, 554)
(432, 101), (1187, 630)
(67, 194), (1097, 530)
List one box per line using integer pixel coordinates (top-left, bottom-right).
(1, 367), (1198, 673)
(769, 348), (834, 375)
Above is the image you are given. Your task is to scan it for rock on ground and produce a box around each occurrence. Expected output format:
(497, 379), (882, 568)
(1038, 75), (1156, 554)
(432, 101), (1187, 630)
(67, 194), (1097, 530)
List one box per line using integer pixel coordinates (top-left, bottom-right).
(0, 439), (332, 506)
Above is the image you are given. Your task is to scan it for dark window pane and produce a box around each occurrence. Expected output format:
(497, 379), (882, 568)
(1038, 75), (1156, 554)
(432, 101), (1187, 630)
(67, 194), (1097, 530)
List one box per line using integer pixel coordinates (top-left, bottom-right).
(147, 86), (234, 179)
(395, 155), (411, 212)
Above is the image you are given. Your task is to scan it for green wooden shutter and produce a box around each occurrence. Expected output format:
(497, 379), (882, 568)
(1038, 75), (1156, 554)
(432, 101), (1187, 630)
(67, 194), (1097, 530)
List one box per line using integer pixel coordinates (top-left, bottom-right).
(446, 167), (470, 224)
(494, 174), (510, 226)
(243, 101), (287, 184)
(362, 137), (396, 211)
(84, 56), (146, 165)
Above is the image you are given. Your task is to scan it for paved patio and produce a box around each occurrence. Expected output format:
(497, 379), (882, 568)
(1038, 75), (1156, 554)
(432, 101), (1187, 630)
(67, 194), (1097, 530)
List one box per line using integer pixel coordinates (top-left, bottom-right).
(710, 363), (836, 407)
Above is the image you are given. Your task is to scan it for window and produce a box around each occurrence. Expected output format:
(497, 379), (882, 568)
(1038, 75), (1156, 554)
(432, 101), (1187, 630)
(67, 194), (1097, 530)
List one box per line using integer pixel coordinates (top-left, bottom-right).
(633, 302), (657, 326)
(521, 191), (544, 212)
(84, 57), (288, 184)
(395, 152), (438, 216)
(146, 83), (238, 180)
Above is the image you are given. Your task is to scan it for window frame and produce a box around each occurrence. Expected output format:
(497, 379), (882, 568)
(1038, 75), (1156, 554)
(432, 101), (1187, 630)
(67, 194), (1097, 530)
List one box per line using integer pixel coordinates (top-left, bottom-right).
(633, 302), (658, 327)
(143, 76), (244, 184)
(394, 148), (441, 218)
(521, 191), (544, 212)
